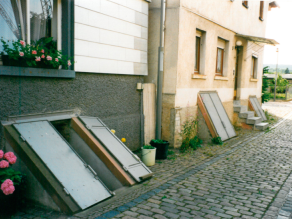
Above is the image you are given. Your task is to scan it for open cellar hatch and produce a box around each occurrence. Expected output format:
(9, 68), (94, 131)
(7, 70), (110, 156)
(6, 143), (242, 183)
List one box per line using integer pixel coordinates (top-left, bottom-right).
(198, 91), (236, 141)
(2, 111), (153, 214)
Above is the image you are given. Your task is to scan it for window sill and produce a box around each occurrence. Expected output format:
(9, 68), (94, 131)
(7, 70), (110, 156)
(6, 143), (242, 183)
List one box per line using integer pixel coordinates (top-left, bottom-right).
(192, 74), (207, 80)
(250, 78), (258, 82)
(0, 66), (75, 78)
(214, 76), (228, 81)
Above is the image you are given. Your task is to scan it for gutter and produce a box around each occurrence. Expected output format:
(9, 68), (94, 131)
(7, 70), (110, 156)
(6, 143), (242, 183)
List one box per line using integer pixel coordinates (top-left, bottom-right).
(155, 0), (166, 139)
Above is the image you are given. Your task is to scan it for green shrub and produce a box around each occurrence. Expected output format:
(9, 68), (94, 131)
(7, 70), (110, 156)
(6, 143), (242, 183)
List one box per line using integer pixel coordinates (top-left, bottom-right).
(150, 139), (165, 144)
(143, 145), (155, 149)
(211, 137), (223, 145)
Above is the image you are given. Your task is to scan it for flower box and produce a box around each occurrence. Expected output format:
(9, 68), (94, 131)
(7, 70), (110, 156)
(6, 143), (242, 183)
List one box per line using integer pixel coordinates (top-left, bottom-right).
(1, 38), (72, 70)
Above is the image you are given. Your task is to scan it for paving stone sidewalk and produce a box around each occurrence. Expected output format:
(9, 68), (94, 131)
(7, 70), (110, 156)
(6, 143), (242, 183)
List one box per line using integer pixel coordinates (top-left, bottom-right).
(9, 102), (292, 219)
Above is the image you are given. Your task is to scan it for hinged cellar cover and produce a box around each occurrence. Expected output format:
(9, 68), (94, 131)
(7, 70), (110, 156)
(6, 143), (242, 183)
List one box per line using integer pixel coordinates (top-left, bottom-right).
(13, 121), (112, 210)
(249, 96), (267, 121)
(199, 92), (236, 141)
(79, 116), (152, 182)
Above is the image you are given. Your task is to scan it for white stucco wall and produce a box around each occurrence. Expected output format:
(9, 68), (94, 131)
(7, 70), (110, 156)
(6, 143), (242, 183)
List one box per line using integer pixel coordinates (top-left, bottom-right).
(74, 0), (149, 75)
(181, 0), (268, 37)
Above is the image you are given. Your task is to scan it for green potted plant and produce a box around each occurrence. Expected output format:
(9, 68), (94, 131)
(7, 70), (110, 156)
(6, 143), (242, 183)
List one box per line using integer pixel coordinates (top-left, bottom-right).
(141, 145), (156, 166)
(150, 139), (169, 160)
(0, 150), (24, 215)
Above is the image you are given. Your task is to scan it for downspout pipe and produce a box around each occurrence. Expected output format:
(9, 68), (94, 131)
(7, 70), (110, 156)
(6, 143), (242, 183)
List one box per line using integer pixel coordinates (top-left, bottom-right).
(155, 0), (165, 139)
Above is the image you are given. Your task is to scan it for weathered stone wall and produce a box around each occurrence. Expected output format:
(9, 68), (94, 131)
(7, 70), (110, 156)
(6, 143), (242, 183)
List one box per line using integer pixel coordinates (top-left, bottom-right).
(0, 73), (143, 151)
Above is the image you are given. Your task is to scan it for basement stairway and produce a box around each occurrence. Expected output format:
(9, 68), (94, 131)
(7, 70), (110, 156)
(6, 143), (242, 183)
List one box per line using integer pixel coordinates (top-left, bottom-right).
(233, 100), (269, 131)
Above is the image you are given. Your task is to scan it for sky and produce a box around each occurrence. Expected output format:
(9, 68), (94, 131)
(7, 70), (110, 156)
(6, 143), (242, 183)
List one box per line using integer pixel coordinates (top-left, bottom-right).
(264, 0), (292, 65)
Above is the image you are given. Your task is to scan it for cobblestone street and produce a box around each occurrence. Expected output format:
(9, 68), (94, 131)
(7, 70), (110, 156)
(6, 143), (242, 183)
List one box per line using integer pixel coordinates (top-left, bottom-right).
(9, 102), (292, 219)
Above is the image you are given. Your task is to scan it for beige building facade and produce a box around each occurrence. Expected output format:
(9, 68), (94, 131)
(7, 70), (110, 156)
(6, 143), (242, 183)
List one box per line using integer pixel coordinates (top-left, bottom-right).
(146, 0), (278, 147)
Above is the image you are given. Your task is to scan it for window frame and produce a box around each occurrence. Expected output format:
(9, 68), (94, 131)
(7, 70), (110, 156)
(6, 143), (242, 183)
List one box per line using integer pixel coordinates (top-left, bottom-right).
(216, 47), (224, 76)
(259, 1), (264, 21)
(194, 36), (201, 74)
(0, 0), (74, 70)
(251, 56), (258, 79)
(242, 1), (248, 8)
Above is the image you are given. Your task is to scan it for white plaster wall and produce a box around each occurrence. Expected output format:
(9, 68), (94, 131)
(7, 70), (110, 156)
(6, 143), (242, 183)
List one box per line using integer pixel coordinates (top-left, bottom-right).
(74, 0), (149, 75)
(181, 0), (268, 37)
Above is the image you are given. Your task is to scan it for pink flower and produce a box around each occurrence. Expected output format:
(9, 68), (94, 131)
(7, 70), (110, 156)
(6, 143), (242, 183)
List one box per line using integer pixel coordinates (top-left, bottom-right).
(32, 50), (37, 55)
(0, 160), (9, 168)
(41, 49), (44, 53)
(68, 60), (71, 66)
(1, 179), (15, 195)
(41, 54), (45, 59)
(55, 58), (59, 62)
(4, 152), (17, 164)
(46, 56), (52, 61)
(35, 57), (41, 62)
(19, 52), (24, 57)
(20, 40), (25, 46)
(0, 150), (3, 159)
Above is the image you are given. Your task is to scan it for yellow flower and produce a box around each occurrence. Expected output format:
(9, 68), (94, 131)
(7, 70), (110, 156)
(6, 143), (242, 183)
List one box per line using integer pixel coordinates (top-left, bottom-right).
(111, 129), (116, 134)
(121, 138), (126, 143)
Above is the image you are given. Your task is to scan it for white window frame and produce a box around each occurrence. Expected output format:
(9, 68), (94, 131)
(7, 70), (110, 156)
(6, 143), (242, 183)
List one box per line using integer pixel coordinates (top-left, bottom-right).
(21, 0), (62, 50)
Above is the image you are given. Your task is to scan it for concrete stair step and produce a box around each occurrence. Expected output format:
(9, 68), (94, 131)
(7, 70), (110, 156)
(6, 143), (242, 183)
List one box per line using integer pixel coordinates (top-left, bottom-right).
(239, 111), (255, 119)
(255, 122), (269, 131)
(246, 117), (262, 125)
(234, 105), (247, 113)
(233, 100), (241, 106)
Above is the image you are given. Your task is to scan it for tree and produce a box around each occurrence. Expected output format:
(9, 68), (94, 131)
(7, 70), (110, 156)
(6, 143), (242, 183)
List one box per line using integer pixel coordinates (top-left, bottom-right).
(262, 66), (271, 103)
(285, 68), (290, 74)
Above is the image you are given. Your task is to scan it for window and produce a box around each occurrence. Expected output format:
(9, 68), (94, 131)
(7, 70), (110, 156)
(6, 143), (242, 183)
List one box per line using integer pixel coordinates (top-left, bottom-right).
(242, 1), (248, 8)
(0, 0), (59, 52)
(216, 48), (224, 75)
(216, 38), (227, 76)
(0, 0), (73, 69)
(259, 1), (264, 21)
(251, 56), (258, 79)
(194, 36), (201, 74)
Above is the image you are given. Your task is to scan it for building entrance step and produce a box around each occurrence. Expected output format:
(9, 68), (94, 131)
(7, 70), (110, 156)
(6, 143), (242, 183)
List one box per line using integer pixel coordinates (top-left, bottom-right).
(255, 122), (269, 130)
(239, 111), (255, 119)
(234, 105), (248, 113)
(246, 117), (262, 125)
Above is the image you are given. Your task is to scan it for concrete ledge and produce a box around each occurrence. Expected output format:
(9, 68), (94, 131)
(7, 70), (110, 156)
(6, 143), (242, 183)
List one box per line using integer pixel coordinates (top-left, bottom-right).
(192, 74), (207, 80)
(214, 76), (228, 81)
(250, 78), (258, 82)
(0, 66), (75, 78)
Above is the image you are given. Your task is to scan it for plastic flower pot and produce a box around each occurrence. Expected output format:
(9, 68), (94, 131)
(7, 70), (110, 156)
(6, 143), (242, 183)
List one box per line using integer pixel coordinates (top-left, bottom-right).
(141, 147), (156, 167)
(150, 140), (169, 160)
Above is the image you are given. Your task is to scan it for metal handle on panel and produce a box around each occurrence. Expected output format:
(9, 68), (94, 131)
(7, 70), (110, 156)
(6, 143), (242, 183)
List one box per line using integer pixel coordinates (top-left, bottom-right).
(88, 165), (97, 176)
(64, 188), (70, 195)
(222, 121), (226, 129)
(133, 154), (141, 161)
